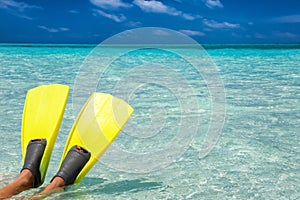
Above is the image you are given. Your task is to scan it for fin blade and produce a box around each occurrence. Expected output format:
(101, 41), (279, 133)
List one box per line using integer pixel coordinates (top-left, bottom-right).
(22, 84), (69, 183)
(61, 92), (134, 184)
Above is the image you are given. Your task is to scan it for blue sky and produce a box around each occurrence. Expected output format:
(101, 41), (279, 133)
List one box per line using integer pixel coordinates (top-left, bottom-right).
(0, 0), (299, 44)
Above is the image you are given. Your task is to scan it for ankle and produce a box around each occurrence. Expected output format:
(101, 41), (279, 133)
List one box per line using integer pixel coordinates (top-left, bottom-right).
(50, 176), (65, 188)
(18, 169), (34, 188)
(39, 176), (65, 195)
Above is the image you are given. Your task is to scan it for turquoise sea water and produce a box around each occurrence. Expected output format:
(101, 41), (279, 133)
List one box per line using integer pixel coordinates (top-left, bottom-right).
(0, 44), (299, 199)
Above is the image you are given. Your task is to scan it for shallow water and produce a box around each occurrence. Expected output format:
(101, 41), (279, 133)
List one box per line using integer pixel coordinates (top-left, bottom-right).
(0, 44), (299, 199)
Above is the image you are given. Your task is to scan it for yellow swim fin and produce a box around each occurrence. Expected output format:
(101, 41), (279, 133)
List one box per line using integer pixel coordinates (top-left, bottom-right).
(21, 84), (69, 185)
(58, 92), (134, 184)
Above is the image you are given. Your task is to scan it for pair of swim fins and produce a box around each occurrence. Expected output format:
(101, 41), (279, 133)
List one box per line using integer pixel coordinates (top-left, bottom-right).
(21, 84), (134, 185)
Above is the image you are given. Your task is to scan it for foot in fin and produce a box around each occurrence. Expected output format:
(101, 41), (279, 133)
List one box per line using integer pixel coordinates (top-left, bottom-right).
(51, 146), (91, 186)
(21, 139), (47, 188)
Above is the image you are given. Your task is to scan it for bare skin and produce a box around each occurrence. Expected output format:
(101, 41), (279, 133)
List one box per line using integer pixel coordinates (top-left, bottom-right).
(0, 169), (33, 199)
(22, 177), (65, 200)
(0, 170), (65, 200)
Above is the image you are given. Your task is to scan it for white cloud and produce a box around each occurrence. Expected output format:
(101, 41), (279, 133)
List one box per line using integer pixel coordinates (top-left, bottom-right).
(153, 29), (171, 36)
(254, 33), (265, 39)
(126, 21), (142, 28)
(69, 10), (79, 14)
(0, 0), (41, 19)
(59, 27), (70, 31)
(38, 25), (69, 33)
(93, 33), (101, 37)
(133, 0), (201, 20)
(0, 0), (40, 10)
(90, 0), (131, 9)
(204, 0), (223, 9)
(179, 29), (205, 36)
(270, 15), (300, 23)
(93, 9), (126, 22)
(274, 32), (297, 38)
(133, 0), (179, 14)
(182, 13), (202, 20)
(203, 19), (240, 29)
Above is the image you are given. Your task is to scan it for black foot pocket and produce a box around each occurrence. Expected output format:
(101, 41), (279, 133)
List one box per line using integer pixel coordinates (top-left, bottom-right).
(52, 145), (91, 186)
(21, 139), (47, 188)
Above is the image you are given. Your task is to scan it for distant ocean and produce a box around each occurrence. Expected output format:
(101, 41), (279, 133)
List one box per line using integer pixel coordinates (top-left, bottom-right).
(0, 44), (299, 199)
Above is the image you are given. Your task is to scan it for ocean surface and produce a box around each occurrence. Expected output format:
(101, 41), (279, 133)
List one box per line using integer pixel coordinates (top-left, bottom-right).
(0, 44), (299, 199)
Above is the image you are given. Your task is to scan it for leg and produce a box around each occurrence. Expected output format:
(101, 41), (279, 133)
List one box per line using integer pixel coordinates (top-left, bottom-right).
(0, 169), (34, 199)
